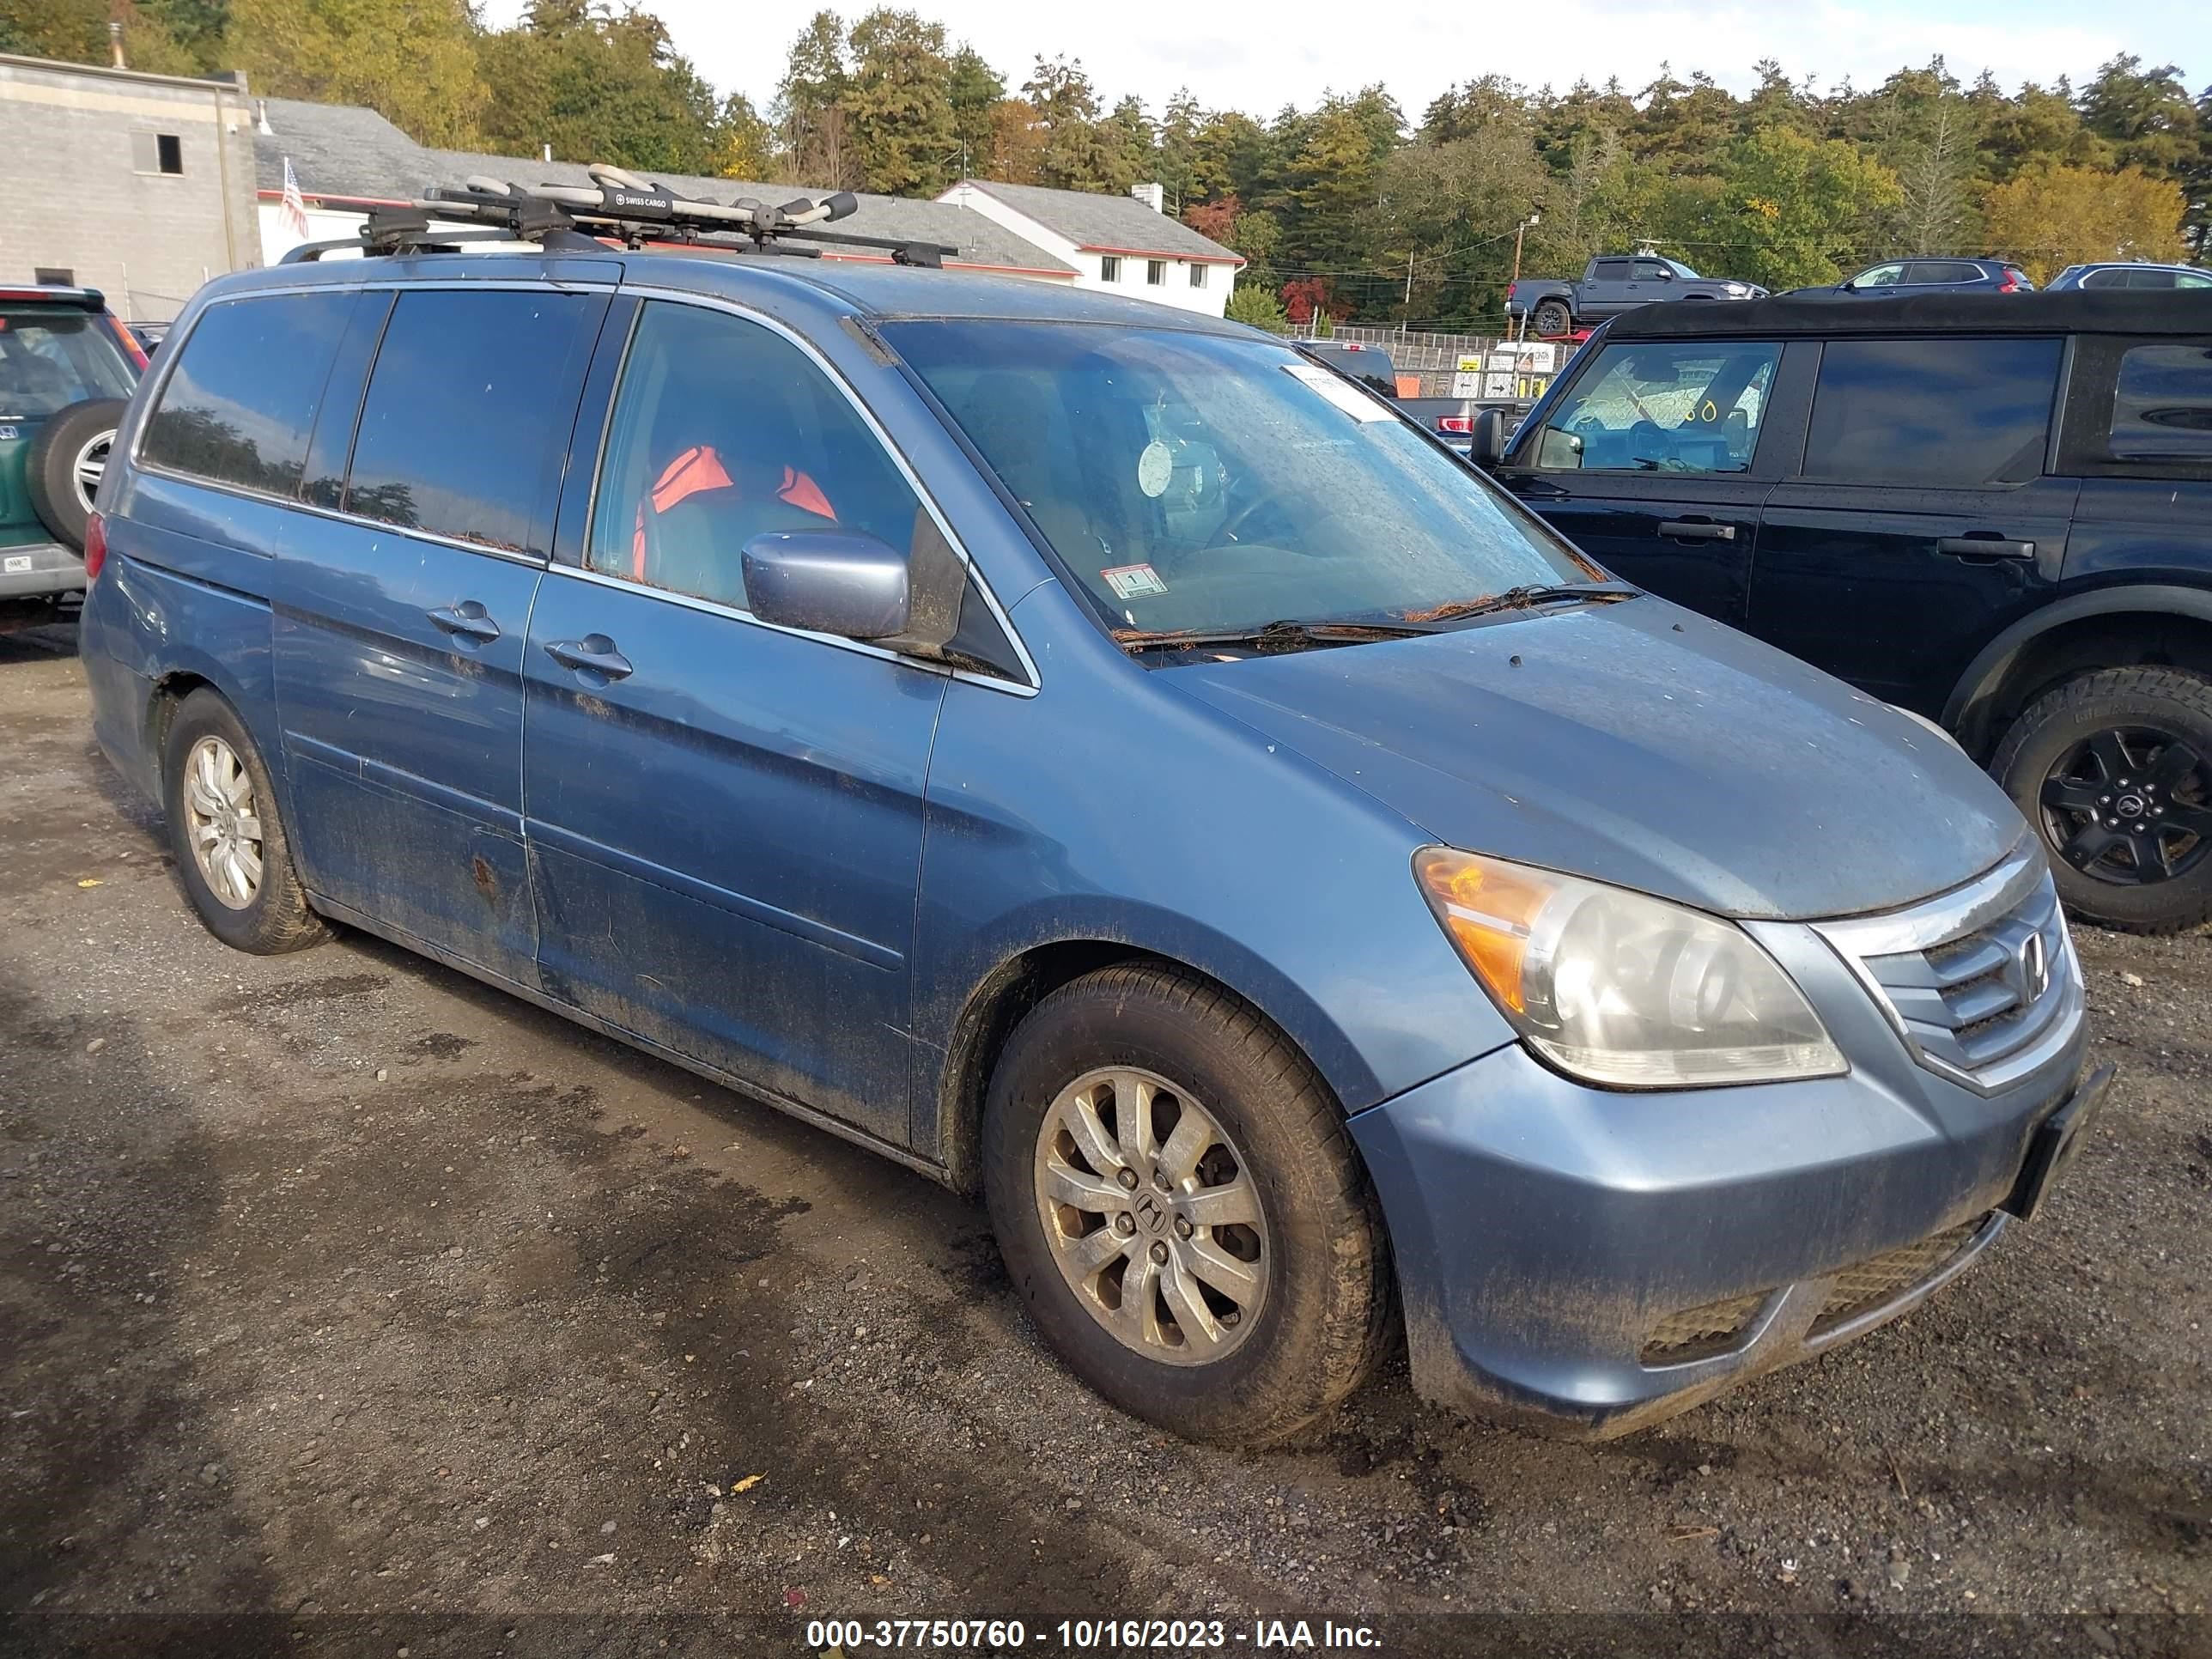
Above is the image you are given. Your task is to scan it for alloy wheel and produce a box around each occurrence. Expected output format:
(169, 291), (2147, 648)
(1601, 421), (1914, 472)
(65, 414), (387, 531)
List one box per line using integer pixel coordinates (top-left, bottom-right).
(2039, 724), (2211, 885)
(181, 735), (264, 908)
(1031, 1066), (1269, 1365)
(72, 430), (112, 516)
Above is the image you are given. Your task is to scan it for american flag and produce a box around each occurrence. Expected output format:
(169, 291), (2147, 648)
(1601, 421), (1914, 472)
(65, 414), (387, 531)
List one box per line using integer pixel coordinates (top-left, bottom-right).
(280, 155), (310, 242)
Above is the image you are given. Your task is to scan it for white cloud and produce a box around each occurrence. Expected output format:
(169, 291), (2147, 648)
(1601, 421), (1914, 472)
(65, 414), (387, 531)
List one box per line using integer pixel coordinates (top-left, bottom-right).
(481, 0), (2205, 122)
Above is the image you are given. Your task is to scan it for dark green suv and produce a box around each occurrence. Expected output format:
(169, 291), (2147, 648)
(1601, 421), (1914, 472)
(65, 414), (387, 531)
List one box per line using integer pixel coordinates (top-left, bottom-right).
(2, 284), (143, 628)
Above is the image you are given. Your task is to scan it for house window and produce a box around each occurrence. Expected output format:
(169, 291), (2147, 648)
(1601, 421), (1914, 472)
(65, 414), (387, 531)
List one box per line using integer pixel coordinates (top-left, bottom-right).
(1100, 256), (1121, 282)
(1147, 260), (1166, 286)
(1190, 264), (1207, 289)
(131, 131), (184, 174)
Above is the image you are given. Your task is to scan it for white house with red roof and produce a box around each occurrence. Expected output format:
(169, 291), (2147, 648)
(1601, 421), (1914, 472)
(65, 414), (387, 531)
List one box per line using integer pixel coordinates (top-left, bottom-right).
(936, 180), (1242, 317)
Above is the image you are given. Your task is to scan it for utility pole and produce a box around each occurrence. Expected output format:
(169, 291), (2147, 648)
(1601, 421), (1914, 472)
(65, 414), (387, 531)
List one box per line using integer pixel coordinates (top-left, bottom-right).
(1508, 209), (1540, 341)
(1403, 245), (1414, 337)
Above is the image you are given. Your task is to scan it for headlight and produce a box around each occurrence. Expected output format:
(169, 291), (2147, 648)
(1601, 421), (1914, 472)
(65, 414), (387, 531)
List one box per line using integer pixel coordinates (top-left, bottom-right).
(1414, 848), (1845, 1088)
(1723, 283), (1751, 295)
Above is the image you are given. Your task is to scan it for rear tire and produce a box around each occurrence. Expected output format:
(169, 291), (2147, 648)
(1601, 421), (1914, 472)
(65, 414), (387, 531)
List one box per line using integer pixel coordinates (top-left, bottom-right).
(161, 690), (329, 954)
(25, 398), (127, 553)
(1991, 667), (2212, 935)
(1531, 299), (1572, 337)
(981, 963), (1391, 1445)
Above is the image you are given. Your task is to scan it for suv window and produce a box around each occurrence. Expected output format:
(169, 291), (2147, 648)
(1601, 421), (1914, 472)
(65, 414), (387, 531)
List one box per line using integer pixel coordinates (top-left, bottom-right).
(590, 301), (929, 612)
(139, 292), (354, 495)
(1805, 337), (2060, 487)
(1854, 264), (1906, 289)
(0, 306), (137, 419)
(1528, 339), (1778, 474)
(1918, 262), (1981, 284)
(2108, 343), (2212, 465)
(345, 289), (598, 554)
(1632, 260), (1672, 281)
(1590, 260), (1630, 282)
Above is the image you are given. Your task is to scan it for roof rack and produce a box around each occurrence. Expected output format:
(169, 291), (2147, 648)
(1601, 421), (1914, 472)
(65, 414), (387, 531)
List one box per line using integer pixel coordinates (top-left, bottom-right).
(280, 163), (957, 268)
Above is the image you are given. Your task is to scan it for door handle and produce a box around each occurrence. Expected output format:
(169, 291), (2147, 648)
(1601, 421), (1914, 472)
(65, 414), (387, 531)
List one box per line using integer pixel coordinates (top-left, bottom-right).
(1657, 520), (1737, 541)
(543, 635), (634, 681)
(1937, 536), (2035, 561)
(427, 600), (501, 642)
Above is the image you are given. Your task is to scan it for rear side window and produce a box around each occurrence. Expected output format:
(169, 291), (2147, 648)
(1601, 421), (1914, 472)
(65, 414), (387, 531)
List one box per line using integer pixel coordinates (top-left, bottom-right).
(139, 293), (353, 495)
(0, 307), (137, 418)
(2108, 343), (2212, 465)
(1591, 260), (1630, 282)
(345, 289), (598, 554)
(1804, 337), (2060, 487)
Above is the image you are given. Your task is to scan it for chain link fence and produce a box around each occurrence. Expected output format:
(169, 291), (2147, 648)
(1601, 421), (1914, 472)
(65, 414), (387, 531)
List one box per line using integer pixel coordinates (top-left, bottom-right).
(1289, 323), (1569, 398)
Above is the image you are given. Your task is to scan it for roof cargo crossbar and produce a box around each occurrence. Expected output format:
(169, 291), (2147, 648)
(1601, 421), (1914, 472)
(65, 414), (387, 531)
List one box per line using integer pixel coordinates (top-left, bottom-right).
(281, 163), (956, 268)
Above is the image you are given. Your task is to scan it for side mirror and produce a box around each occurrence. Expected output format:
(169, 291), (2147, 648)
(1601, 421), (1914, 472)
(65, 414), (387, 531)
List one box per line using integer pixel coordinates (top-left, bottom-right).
(1468, 407), (1508, 469)
(1651, 267), (1674, 282)
(742, 531), (911, 641)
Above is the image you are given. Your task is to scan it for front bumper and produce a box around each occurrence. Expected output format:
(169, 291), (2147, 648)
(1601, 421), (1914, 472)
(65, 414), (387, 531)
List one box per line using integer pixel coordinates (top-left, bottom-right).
(0, 539), (86, 599)
(1350, 886), (2101, 1439)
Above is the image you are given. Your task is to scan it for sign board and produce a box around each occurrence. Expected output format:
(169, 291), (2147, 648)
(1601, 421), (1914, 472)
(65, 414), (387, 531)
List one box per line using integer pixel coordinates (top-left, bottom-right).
(1449, 354), (1485, 399)
(1483, 341), (1559, 400)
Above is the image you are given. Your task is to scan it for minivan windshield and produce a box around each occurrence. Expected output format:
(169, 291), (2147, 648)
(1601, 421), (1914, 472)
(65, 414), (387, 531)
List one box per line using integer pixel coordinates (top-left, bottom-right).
(884, 321), (1601, 639)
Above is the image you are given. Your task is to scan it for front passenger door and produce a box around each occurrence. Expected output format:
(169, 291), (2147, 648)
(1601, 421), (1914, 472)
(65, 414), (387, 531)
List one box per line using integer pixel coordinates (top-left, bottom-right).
(522, 299), (963, 1146)
(1497, 335), (1788, 625)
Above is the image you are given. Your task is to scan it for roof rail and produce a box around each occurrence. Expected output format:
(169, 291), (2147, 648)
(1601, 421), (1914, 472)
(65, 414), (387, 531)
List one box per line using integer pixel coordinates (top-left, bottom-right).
(281, 163), (957, 268)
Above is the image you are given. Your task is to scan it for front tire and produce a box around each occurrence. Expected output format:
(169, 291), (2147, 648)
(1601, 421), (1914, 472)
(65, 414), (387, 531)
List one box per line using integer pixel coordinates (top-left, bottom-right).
(1991, 667), (2212, 934)
(981, 963), (1390, 1444)
(162, 690), (329, 954)
(1531, 299), (1572, 337)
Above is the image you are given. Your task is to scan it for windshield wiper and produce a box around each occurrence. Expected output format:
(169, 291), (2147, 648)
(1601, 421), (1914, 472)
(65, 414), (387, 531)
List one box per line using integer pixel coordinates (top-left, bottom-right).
(1113, 617), (1433, 656)
(1402, 582), (1637, 624)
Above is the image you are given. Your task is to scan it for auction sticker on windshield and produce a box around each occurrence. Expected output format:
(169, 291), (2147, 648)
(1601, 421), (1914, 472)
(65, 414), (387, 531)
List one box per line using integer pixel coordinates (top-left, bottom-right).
(1283, 362), (1392, 422)
(1102, 563), (1169, 600)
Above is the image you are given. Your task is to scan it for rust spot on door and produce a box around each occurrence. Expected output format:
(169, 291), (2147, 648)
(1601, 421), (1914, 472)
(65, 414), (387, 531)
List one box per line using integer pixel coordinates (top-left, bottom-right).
(471, 855), (496, 898)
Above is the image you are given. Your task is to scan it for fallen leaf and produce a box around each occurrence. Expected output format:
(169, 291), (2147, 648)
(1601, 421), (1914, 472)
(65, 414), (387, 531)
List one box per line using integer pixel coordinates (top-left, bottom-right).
(732, 1473), (765, 1493)
(785, 1588), (807, 1608)
(76, 879), (103, 889)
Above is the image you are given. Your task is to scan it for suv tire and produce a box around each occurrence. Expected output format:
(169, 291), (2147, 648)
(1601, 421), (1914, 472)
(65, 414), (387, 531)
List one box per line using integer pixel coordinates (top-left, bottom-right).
(981, 963), (1392, 1444)
(161, 690), (330, 954)
(1992, 666), (2212, 935)
(25, 398), (128, 553)
(1531, 299), (1572, 337)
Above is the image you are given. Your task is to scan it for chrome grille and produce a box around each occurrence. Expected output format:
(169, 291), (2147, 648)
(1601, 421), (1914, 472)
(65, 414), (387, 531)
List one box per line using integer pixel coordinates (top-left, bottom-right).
(1814, 842), (2081, 1096)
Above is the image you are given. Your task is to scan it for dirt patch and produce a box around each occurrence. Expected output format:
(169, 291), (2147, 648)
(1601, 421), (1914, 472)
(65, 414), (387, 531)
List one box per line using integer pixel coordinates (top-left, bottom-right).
(0, 635), (2206, 1656)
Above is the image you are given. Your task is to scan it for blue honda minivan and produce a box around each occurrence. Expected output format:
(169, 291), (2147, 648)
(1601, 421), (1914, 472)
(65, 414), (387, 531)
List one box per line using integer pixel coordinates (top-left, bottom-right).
(80, 234), (2107, 1444)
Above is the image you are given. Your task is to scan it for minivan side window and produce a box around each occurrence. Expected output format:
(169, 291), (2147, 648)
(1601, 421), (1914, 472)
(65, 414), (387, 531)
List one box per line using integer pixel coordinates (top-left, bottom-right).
(139, 292), (355, 496)
(344, 289), (599, 554)
(1804, 337), (2060, 487)
(1528, 340), (1778, 474)
(2108, 343), (2212, 465)
(589, 301), (930, 613)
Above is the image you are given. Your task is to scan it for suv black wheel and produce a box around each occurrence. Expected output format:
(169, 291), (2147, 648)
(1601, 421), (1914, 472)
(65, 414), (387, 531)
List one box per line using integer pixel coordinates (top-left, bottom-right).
(1531, 299), (1571, 337)
(1992, 667), (2212, 934)
(161, 690), (330, 954)
(981, 963), (1391, 1445)
(25, 398), (128, 553)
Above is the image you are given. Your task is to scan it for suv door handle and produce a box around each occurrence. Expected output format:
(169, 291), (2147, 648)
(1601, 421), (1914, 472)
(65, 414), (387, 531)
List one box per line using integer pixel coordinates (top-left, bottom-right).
(1657, 520), (1737, 541)
(426, 601), (501, 642)
(543, 635), (634, 681)
(1937, 536), (2035, 561)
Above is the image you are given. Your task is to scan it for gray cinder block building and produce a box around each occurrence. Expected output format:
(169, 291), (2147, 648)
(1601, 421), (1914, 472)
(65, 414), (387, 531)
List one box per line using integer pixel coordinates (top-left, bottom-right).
(0, 53), (260, 320)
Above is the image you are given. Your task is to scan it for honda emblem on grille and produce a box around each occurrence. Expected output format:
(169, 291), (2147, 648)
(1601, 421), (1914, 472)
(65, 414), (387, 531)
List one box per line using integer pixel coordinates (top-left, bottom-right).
(2016, 932), (2050, 1002)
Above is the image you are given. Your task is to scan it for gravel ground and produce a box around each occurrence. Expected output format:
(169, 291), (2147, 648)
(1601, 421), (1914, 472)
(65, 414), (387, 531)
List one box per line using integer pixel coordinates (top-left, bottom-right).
(1, 629), (2206, 1659)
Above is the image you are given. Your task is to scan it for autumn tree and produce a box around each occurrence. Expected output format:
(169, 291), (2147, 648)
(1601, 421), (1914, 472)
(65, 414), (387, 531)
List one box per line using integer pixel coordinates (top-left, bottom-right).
(474, 2), (717, 174)
(228, 0), (484, 148)
(1715, 126), (1903, 289)
(1981, 162), (2187, 278)
(775, 9), (853, 185)
(945, 43), (1002, 176)
(708, 94), (775, 181)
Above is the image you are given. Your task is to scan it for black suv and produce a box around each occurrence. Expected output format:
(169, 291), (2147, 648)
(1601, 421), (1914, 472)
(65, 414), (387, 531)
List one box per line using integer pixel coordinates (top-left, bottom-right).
(1475, 289), (2212, 933)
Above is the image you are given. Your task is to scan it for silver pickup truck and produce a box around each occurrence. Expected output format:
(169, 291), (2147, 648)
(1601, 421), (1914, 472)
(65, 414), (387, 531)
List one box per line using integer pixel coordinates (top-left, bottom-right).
(1507, 255), (1763, 337)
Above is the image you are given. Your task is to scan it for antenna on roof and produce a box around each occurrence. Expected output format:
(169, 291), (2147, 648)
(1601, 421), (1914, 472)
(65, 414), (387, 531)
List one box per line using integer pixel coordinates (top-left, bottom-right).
(278, 167), (956, 267)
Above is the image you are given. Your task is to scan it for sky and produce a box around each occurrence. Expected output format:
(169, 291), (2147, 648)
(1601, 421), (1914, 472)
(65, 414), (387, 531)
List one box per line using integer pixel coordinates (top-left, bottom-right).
(480, 0), (2209, 121)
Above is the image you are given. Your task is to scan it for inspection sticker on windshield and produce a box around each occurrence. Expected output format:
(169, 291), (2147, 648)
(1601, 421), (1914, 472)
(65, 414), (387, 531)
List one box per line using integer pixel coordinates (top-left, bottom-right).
(1283, 362), (1392, 422)
(1101, 562), (1169, 600)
